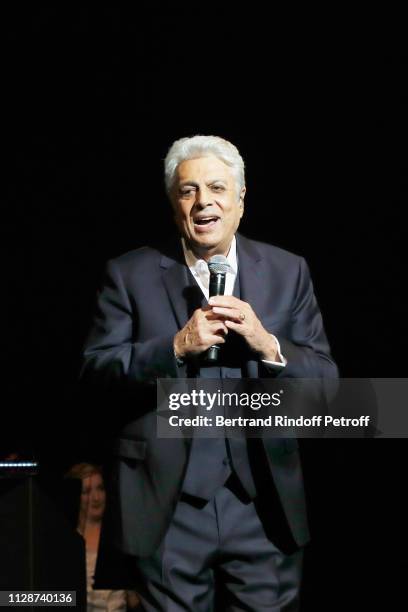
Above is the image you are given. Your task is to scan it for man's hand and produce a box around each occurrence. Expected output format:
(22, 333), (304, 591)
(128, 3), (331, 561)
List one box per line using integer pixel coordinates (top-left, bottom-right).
(174, 307), (228, 360)
(208, 295), (279, 361)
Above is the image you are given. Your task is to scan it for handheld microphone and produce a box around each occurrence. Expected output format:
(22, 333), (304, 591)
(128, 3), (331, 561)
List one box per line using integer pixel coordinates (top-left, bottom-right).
(205, 255), (230, 363)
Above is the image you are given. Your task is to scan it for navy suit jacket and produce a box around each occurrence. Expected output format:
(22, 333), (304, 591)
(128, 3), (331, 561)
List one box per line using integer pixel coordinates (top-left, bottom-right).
(81, 233), (338, 557)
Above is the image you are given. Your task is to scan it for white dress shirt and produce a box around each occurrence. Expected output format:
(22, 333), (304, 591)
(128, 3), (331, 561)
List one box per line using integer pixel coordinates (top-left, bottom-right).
(181, 236), (286, 369)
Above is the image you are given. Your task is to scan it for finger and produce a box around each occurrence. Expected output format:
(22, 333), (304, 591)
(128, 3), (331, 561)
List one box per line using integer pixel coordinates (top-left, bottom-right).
(208, 295), (244, 308)
(207, 320), (228, 334)
(204, 333), (227, 347)
(197, 306), (218, 320)
(202, 307), (228, 320)
(204, 310), (225, 322)
(211, 306), (245, 321)
(224, 320), (247, 335)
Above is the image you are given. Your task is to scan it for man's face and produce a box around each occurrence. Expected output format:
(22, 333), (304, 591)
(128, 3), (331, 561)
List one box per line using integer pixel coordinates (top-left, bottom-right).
(170, 156), (245, 259)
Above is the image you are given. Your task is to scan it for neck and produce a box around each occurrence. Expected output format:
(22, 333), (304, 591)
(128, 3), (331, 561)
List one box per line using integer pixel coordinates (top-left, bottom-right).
(78, 513), (102, 532)
(184, 240), (233, 262)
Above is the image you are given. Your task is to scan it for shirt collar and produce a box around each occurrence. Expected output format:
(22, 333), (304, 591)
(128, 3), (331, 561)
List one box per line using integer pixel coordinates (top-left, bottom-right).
(181, 235), (238, 275)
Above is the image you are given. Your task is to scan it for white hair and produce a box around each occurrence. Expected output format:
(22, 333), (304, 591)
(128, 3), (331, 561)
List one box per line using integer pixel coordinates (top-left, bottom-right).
(164, 135), (245, 198)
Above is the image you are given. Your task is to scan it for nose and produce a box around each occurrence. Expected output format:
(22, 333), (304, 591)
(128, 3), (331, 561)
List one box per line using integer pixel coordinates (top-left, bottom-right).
(91, 489), (102, 503)
(195, 186), (213, 208)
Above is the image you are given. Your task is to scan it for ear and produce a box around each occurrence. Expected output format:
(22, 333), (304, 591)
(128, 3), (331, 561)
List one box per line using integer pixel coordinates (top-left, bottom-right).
(239, 186), (246, 214)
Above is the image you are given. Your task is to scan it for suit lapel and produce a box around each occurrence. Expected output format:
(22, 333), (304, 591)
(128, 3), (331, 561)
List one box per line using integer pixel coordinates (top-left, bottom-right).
(236, 233), (264, 318)
(159, 245), (192, 451)
(236, 233), (265, 378)
(160, 250), (190, 330)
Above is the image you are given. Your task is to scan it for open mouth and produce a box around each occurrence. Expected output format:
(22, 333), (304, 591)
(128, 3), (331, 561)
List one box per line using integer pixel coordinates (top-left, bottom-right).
(193, 216), (219, 231)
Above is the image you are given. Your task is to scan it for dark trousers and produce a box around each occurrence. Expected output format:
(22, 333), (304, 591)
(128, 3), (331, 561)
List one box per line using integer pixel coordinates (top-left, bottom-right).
(133, 478), (303, 611)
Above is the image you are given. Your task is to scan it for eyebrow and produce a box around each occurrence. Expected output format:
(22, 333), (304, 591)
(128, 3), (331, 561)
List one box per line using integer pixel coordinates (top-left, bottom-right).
(178, 179), (228, 187)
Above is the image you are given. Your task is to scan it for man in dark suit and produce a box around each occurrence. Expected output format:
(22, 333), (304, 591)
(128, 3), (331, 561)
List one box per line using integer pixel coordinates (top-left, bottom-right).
(81, 135), (338, 611)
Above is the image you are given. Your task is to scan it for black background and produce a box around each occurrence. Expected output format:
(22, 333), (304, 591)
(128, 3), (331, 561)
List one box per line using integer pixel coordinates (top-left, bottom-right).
(3, 5), (407, 610)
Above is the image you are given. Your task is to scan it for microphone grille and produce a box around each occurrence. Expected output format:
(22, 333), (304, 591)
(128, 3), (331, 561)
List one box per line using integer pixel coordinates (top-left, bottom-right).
(208, 255), (230, 275)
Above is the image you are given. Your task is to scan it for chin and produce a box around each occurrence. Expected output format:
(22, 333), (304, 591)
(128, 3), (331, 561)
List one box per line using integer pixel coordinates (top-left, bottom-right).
(192, 241), (219, 254)
(192, 233), (222, 247)
(90, 509), (104, 520)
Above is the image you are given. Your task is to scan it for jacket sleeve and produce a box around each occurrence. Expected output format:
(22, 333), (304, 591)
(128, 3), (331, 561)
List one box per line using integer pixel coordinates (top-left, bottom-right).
(275, 257), (339, 379)
(80, 259), (179, 389)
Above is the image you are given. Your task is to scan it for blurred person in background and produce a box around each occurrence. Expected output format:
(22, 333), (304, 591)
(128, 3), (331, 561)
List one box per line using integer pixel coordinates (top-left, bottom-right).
(65, 463), (139, 611)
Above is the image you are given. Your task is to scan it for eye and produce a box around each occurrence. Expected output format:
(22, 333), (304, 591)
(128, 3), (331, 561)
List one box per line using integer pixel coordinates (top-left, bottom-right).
(211, 185), (225, 192)
(179, 187), (195, 197)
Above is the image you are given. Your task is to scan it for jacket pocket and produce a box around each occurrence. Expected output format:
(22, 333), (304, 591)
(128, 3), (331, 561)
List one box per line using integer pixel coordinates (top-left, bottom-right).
(113, 438), (147, 460)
